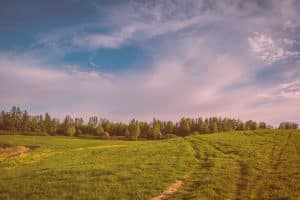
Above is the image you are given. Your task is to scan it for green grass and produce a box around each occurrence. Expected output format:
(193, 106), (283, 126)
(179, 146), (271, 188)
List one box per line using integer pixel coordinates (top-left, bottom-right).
(0, 130), (299, 199)
(172, 130), (300, 200)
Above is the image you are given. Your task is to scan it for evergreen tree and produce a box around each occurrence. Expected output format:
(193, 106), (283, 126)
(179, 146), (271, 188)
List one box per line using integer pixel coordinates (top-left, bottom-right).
(202, 121), (209, 133)
(95, 125), (105, 136)
(151, 121), (162, 139)
(21, 110), (30, 132)
(128, 119), (140, 140)
(179, 118), (191, 136)
(211, 122), (218, 133)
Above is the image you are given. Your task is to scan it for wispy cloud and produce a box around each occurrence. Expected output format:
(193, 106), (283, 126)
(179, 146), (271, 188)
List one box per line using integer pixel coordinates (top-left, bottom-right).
(248, 32), (300, 64)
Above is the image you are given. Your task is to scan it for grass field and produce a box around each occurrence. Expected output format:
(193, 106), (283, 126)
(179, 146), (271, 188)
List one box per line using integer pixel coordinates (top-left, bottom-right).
(0, 130), (299, 199)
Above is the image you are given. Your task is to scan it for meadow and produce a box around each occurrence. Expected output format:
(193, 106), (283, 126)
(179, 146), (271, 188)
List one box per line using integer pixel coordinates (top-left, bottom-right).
(0, 130), (299, 199)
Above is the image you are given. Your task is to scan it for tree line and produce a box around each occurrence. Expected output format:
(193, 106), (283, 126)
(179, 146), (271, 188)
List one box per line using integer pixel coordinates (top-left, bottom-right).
(0, 106), (298, 140)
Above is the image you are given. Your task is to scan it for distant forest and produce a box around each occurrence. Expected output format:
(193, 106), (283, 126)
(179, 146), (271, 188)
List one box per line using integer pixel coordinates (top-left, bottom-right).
(0, 106), (298, 140)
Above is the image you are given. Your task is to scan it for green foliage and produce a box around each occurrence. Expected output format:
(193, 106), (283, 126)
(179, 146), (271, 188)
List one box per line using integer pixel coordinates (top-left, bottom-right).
(279, 121), (299, 129)
(210, 122), (218, 133)
(179, 118), (191, 136)
(258, 121), (267, 129)
(100, 131), (110, 139)
(95, 125), (105, 136)
(202, 122), (209, 133)
(2, 106), (297, 140)
(65, 126), (76, 136)
(245, 120), (257, 130)
(128, 119), (141, 140)
(150, 120), (162, 139)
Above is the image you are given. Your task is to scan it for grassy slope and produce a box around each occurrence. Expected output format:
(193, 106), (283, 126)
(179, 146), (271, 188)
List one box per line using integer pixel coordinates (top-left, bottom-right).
(0, 130), (299, 200)
(172, 130), (300, 200)
(0, 136), (196, 199)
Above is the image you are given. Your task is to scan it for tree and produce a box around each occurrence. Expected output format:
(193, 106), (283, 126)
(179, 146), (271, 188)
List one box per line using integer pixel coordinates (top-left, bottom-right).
(258, 122), (267, 129)
(100, 131), (110, 139)
(164, 121), (174, 135)
(151, 121), (162, 139)
(179, 118), (191, 136)
(128, 119), (140, 140)
(95, 125), (105, 136)
(44, 112), (52, 134)
(88, 116), (98, 127)
(210, 122), (218, 133)
(75, 118), (83, 125)
(125, 128), (130, 138)
(0, 106), (276, 138)
(237, 121), (245, 131)
(279, 122), (299, 129)
(222, 118), (232, 131)
(0, 111), (4, 130)
(202, 121), (209, 133)
(21, 110), (30, 132)
(65, 126), (76, 136)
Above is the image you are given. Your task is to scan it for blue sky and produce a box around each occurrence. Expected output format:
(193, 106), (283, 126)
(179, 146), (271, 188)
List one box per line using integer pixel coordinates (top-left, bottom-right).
(0, 0), (300, 125)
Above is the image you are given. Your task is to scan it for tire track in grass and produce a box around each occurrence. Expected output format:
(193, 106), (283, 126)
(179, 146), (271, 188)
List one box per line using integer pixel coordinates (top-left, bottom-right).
(290, 132), (300, 198)
(199, 134), (264, 200)
(177, 137), (244, 200)
(235, 160), (250, 200)
(273, 132), (291, 170)
(245, 132), (279, 199)
(255, 132), (291, 199)
(271, 131), (300, 199)
(196, 139), (247, 200)
(167, 137), (216, 199)
(208, 142), (249, 200)
(151, 137), (201, 200)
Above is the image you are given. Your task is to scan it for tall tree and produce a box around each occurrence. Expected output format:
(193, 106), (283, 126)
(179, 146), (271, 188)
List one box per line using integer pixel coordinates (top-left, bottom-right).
(128, 119), (140, 140)
(179, 118), (191, 136)
(21, 110), (30, 132)
(151, 121), (162, 139)
(210, 122), (218, 133)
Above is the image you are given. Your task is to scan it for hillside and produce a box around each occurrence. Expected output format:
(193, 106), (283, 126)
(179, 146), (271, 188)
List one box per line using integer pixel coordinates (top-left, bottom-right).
(0, 130), (299, 199)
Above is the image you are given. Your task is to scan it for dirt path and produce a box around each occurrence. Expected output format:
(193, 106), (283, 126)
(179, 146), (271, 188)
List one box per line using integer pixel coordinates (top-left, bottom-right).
(151, 180), (183, 200)
(71, 145), (127, 151)
(0, 146), (31, 160)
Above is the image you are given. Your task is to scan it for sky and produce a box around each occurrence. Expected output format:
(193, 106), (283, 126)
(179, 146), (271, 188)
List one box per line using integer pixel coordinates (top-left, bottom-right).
(0, 0), (300, 125)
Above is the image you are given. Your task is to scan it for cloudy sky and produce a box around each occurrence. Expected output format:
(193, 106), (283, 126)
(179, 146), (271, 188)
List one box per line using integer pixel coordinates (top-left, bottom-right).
(1, 0), (300, 125)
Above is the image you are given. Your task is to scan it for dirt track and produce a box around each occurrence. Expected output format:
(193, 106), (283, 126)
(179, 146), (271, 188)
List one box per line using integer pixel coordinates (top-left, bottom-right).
(0, 146), (31, 159)
(151, 180), (183, 200)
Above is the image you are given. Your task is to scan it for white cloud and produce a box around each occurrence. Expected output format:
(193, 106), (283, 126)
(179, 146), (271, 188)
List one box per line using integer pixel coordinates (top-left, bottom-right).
(71, 14), (208, 49)
(277, 81), (300, 98)
(248, 32), (300, 64)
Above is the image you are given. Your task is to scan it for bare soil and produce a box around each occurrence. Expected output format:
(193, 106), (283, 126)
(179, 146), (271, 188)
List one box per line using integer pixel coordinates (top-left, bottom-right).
(0, 146), (31, 159)
(151, 180), (183, 200)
